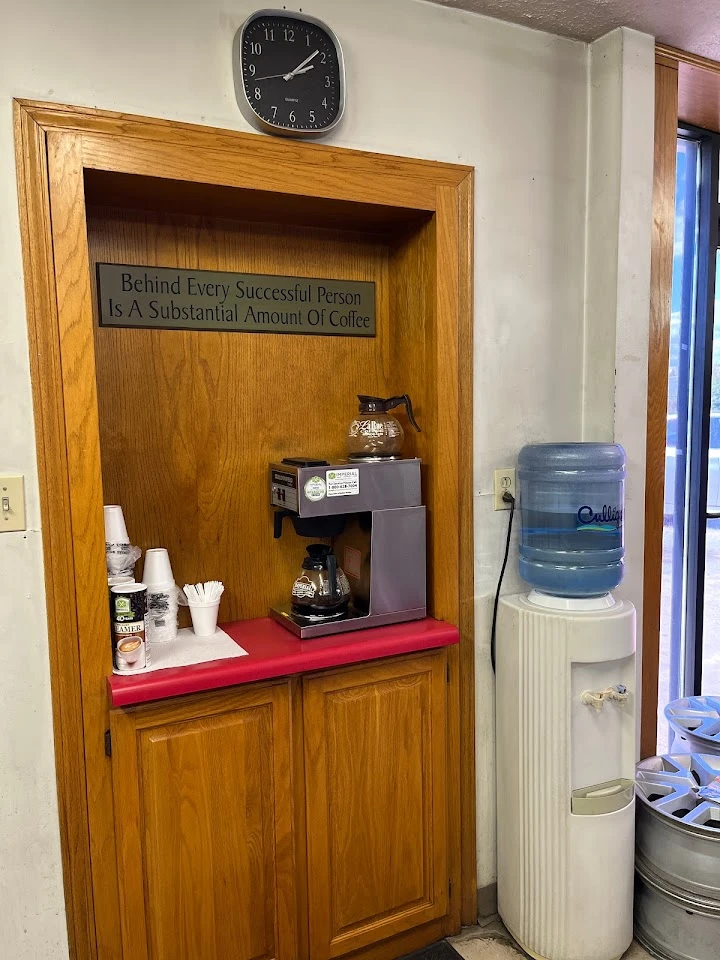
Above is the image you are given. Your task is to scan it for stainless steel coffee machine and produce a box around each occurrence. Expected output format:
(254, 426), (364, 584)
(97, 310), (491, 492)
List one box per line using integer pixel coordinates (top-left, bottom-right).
(270, 457), (426, 638)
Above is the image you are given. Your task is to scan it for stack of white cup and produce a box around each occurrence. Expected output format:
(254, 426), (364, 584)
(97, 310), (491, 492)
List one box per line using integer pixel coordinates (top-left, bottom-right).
(104, 505), (141, 578)
(142, 548), (179, 643)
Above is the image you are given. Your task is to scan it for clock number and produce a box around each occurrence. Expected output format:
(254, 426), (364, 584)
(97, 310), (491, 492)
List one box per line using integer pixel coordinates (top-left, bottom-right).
(254, 87), (261, 100)
(309, 110), (315, 123)
(289, 110), (296, 123)
(271, 106), (278, 119)
(325, 75), (331, 87)
(320, 52), (327, 63)
(322, 97), (327, 108)
(248, 63), (256, 76)
(284, 27), (295, 41)
(250, 41), (262, 55)
(307, 33), (311, 46)
(264, 27), (274, 40)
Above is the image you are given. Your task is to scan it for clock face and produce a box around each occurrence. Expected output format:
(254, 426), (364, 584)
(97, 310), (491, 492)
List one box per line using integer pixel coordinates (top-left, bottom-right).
(237, 12), (344, 136)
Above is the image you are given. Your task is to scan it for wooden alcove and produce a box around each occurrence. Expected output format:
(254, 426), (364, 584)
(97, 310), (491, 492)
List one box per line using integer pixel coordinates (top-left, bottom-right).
(15, 101), (474, 959)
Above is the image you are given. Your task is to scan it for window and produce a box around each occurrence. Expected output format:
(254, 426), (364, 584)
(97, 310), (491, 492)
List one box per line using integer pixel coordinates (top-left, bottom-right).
(658, 128), (720, 751)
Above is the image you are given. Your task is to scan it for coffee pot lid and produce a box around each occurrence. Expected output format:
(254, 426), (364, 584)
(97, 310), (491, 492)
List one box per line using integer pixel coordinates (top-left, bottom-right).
(302, 544), (334, 570)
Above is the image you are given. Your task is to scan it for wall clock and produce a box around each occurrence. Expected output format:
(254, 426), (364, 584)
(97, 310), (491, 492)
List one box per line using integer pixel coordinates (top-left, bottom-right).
(233, 9), (345, 139)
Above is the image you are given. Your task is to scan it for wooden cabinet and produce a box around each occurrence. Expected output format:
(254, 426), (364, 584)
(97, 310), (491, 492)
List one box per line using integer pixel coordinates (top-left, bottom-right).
(110, 683), (297, 960)
(110, 650), (452, 960)
(303, 652), (449, 960)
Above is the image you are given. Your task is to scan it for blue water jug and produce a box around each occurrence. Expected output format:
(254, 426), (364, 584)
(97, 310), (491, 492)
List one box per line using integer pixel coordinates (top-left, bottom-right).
(518, 443), (626, 598)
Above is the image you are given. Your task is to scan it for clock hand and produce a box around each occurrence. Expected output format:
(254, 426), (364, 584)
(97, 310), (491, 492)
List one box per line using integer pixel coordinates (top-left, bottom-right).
(283, 49), (319, 80)
(252, 71), (291, 81)
(292, 64), (315, 76)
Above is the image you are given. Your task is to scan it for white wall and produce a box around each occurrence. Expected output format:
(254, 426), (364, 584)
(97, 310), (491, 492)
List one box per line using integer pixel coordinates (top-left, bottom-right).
(583, 27), (655, 756)
(473, 27), (654, 895)
(584, 27), (655, 632)
(0, 1), (646, 954)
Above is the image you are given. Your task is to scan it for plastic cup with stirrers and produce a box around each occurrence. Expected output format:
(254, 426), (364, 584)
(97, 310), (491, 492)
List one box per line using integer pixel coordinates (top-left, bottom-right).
(184, 580), (225, 637)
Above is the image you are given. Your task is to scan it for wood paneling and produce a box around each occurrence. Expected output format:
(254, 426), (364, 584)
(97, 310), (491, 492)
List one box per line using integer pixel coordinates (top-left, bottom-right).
(303, 652), (448, 959)
(110, 684), (297, 960)
(88, 207), (392, 622)
(83, 170), (432, 234)
(642, 56), (679, 758)
(678, 63), (720, 133)
(14, 99), (474, 958)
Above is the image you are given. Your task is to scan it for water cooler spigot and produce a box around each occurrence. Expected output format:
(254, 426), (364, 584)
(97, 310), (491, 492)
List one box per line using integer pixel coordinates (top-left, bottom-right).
(580, 684), (629, 711)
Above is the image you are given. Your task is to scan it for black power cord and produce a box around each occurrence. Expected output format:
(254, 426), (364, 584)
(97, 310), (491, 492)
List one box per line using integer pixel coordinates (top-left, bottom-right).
(490, 490), (516, 674)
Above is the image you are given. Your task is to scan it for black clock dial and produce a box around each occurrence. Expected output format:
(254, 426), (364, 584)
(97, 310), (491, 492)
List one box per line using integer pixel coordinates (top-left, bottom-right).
(240, 14), (342, 133)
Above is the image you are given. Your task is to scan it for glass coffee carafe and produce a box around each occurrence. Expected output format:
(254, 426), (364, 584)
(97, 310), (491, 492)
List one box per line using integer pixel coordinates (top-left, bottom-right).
(347, 394), (420, 460)
(291, 544), (352, 619)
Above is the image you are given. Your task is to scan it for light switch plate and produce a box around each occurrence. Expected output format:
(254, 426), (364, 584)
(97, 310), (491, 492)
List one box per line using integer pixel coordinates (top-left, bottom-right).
(0, 475), (26, 531)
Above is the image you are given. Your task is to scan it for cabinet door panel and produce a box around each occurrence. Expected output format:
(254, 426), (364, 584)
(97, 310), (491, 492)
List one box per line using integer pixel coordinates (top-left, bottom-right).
(304, 652), (448, 959)
(111, 685), (296, 960)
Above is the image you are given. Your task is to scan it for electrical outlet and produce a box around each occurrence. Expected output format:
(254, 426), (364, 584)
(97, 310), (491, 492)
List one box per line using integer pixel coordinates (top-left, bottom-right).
(0, 475), (26, 531)
(493, 468), (516, 510)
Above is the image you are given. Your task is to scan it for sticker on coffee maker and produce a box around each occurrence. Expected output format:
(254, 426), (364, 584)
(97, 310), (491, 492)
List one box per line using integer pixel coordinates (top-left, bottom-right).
(326, 468), (360, 497)
(343, 546), (362, 580)
(304, 476), (327, 501)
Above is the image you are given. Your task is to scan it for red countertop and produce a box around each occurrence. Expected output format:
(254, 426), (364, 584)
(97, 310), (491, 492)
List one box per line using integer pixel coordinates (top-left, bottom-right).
(108, 616), (459, 707)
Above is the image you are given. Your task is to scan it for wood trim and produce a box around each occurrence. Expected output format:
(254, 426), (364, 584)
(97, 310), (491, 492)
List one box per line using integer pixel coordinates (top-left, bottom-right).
(656, 43), (720, 75)
(13, 102), (97, 960)
(80, 133), (440, 211)
(13, 99), (476, 956)
(655, 52), (680, 72)
(642, 60), (679, 758)
(290, 678), (310, 960)
(656, 43), (720, 134)
(44, 128), (124, 959)
(17, 98), (472, 186)
(456, 172), (476, 925)
(678, 63), (720, 134)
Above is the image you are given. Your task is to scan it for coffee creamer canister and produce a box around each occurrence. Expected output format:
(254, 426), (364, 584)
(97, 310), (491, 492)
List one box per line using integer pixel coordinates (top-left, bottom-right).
(110, 582), (149, 671)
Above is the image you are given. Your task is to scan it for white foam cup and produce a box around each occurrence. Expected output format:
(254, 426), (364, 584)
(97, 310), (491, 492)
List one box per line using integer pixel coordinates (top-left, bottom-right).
(108, 575), (135, 587)
(188, 599), (221, 638)
(104, 505), (129, 544)
(142, 548), (175, 589)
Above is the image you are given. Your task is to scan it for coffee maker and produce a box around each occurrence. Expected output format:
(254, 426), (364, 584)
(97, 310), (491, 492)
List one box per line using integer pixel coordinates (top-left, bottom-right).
(270, 457), (426, 638)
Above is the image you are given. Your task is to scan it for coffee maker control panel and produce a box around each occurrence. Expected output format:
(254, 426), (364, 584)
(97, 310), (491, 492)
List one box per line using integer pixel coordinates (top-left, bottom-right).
(271, 469), (298, 512)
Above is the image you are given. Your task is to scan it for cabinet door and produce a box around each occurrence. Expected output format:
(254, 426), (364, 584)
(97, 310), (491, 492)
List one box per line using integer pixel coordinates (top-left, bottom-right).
(110, 684), (297, 960)
(304, 652), (448, 959)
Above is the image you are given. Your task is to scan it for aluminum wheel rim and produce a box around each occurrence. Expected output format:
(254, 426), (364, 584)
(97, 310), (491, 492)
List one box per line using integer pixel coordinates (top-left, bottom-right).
(636, 754), (720, 835)
(665, 697), (720, 749)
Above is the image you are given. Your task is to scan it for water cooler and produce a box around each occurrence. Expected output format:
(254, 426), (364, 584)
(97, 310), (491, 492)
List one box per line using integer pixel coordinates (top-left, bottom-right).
(495, 444), (636, 960)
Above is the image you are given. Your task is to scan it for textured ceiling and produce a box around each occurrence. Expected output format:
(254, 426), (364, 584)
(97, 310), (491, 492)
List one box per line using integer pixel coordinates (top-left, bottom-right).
(425, 0), (720, 62)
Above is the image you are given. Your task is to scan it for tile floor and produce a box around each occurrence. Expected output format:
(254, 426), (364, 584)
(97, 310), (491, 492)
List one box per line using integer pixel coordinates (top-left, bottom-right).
(448, 923), (651, 960)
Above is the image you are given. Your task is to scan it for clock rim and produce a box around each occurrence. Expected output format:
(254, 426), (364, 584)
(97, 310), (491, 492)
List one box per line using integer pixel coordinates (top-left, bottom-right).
(233, 8), (346, 140)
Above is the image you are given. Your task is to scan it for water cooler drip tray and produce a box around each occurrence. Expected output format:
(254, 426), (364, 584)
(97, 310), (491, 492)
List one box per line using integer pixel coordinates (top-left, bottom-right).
(571, 778), (634, 815)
